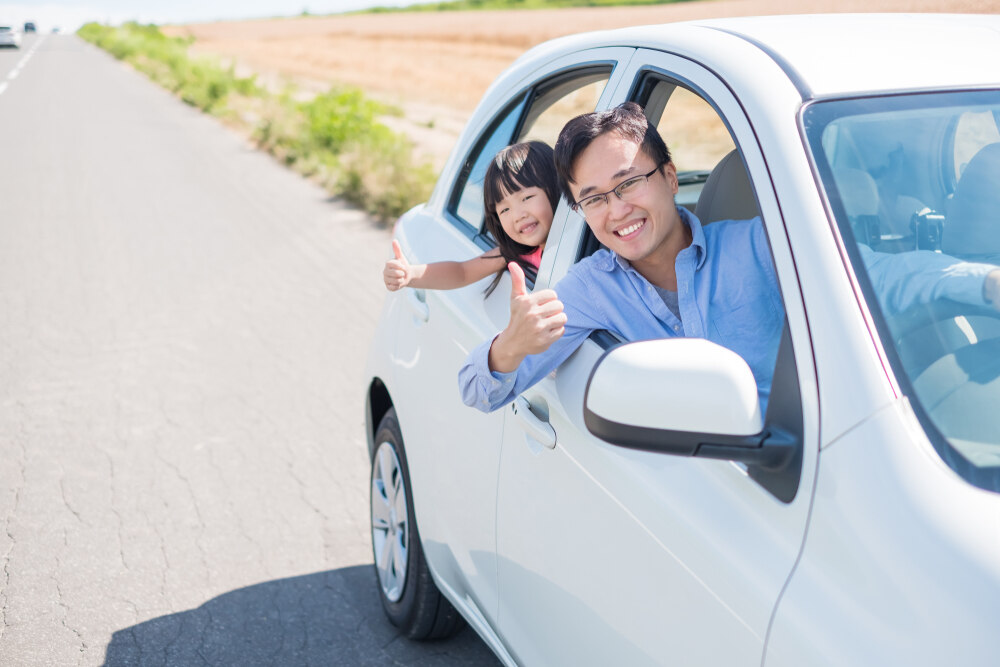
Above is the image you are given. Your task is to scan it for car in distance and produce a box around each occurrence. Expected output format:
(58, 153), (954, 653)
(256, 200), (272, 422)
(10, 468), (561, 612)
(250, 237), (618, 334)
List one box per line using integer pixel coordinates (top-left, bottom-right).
(23, 21), (36, 33)
(364, 13), (1000, 666)
(0, 24), (21, 48)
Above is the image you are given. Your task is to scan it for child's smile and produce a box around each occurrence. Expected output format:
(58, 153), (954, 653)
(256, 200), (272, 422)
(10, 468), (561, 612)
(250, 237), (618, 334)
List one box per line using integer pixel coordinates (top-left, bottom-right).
(496, 185), (553, 248)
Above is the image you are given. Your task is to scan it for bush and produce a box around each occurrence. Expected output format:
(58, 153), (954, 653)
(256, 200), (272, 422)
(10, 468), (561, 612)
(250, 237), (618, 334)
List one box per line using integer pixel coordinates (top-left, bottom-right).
(337, 126), (437, 221)
(301, 88), (384, 154)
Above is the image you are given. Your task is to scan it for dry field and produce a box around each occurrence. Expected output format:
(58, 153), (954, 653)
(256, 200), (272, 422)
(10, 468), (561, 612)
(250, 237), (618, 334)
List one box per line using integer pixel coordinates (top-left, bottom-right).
(165, 0), (997, 167)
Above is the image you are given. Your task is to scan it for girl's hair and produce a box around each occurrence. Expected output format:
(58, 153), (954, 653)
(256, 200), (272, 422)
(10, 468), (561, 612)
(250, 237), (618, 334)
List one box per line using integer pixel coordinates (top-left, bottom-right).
(482, 141), (560, 297)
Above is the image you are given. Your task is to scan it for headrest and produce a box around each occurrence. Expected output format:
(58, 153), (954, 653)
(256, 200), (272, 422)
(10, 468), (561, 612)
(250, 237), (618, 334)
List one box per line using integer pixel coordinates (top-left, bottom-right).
(832, 168), (879, 218)
(944, 142), (1000, 256)
(694, 150), (760, 224)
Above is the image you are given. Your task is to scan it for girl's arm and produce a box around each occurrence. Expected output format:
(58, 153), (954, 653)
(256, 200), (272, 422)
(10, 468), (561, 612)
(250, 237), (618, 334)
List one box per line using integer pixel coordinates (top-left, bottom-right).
(383, 240), (506, 291)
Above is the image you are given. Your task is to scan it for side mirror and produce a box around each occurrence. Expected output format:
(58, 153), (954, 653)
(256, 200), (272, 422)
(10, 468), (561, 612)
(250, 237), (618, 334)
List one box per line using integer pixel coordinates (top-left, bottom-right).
(584, 339), (790, 468)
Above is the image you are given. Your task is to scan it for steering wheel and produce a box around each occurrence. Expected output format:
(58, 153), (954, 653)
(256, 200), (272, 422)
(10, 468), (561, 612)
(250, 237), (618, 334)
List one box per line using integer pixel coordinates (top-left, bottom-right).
(886, 298), (1000, 379)
(885, 299), (1000, 453)
(888, 298), (999, 340)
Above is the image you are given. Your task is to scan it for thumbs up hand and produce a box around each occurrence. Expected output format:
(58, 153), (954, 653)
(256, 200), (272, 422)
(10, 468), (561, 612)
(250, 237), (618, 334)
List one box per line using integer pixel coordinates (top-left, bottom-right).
(488, 262), (567, 373)
(383, 239), (412, 291)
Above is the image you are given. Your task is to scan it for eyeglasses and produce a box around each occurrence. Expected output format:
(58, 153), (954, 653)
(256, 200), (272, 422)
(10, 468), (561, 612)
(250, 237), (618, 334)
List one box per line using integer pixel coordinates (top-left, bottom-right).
(571, 163), (664, 217)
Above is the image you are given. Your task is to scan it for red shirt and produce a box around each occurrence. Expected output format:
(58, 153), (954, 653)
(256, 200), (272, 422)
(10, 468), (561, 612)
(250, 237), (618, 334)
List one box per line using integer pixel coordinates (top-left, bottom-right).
(521, 246), (543, 269)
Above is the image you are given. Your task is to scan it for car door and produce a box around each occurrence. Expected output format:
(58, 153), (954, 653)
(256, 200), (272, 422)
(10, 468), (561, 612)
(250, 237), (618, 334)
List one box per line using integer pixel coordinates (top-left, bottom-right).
(494, 50), (819, 665)
(390, 48), (633, 629)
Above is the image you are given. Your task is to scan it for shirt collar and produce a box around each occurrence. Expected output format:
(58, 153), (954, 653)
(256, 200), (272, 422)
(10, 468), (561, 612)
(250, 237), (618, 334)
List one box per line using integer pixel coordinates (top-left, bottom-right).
(679, 206), (709, 271)
(592, 206), (708, 273)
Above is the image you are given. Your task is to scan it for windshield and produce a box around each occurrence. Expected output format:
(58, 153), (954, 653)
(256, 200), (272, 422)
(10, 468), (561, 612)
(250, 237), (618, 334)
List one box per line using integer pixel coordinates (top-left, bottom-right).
(804, 91), (1000, 489)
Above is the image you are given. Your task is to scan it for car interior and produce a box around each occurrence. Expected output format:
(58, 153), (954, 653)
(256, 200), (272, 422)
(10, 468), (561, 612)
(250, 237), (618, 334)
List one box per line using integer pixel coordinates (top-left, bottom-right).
(808, 97), (1000, 479)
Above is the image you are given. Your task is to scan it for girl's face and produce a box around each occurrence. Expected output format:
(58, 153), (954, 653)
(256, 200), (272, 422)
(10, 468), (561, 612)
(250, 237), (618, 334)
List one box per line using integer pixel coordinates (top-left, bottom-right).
(494, 185), (553, 248)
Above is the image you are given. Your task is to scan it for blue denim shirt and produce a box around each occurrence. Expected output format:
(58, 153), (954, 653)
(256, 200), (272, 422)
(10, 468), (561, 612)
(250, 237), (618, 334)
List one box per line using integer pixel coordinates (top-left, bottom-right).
(459, 207), (994, 413)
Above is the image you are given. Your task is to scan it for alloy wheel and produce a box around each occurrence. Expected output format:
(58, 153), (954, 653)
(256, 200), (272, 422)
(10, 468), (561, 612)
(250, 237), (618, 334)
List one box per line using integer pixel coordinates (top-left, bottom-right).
(371, 441), (409, 602)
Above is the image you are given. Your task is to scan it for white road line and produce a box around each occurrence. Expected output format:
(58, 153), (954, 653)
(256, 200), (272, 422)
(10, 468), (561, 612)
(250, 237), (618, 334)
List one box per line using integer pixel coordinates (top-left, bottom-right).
(2, 35), (46, 96)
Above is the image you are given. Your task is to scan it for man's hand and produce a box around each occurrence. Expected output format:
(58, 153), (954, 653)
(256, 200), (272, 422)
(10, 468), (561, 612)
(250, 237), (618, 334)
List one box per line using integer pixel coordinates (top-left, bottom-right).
(986, 269), (1000, 311)
(383, 240), (412, 291)
(488, 262), (567, 373)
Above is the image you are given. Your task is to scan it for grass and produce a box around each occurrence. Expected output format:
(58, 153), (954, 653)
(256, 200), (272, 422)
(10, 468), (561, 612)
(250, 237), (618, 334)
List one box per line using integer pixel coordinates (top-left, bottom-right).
(361, 0), (693, 12)
(77, 21), (435, 222)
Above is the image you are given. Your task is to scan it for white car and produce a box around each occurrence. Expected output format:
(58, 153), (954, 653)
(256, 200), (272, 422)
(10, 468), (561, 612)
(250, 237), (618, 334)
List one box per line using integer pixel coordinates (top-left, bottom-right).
(364, 14), (1000, 666)
(0, 24), (22, 48)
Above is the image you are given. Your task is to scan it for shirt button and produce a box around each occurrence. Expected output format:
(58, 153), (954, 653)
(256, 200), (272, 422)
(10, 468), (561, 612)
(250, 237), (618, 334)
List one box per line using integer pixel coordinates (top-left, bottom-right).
(674, 324), (680, 331)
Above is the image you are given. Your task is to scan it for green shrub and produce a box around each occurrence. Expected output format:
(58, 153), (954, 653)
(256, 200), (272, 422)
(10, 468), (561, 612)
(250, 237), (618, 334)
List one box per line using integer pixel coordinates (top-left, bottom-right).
(300, 88), (385, 154)
(354, 0), (689, 12)
(337, 126), (437, 220)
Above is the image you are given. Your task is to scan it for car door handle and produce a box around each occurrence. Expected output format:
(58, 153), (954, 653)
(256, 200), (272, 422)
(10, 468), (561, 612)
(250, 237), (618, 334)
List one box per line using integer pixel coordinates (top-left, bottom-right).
(404, 289), (429, 322)
(512, 397), (556, 449)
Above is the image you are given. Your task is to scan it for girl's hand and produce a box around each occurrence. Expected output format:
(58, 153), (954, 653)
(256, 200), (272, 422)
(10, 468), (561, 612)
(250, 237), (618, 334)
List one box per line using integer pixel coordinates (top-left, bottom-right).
(384, 240), (412, 291)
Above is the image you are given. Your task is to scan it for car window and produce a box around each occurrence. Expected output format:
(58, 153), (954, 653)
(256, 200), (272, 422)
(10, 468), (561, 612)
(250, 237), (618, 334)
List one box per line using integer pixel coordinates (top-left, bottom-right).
(516, 72), (609, 148)
(449, 68), (612, 235)
(805, 91), (1000, 491)
(451, 94), (529, 232)
(638, 78), (737, 213)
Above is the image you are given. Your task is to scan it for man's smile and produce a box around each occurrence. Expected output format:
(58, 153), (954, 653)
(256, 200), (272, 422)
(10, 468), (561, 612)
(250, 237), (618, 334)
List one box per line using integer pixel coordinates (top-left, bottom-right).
(614, 219), (646, 238)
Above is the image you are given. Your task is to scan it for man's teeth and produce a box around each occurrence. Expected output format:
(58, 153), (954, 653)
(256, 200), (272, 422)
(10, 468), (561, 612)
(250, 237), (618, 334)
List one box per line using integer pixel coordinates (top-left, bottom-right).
(616, 221), (643, 236)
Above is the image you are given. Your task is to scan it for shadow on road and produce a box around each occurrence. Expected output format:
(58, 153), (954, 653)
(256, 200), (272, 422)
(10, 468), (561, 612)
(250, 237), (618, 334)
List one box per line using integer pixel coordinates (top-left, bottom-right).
(103, 565), (500, 666)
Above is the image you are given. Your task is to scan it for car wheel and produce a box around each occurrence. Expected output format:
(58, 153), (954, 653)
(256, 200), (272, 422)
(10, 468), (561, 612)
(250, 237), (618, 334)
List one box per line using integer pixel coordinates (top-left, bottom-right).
(370, 408), (464, 639)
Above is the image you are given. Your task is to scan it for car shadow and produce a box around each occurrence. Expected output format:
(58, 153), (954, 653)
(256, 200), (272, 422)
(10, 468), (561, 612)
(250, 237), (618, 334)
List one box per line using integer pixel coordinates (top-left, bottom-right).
(103, 565), (500, 666)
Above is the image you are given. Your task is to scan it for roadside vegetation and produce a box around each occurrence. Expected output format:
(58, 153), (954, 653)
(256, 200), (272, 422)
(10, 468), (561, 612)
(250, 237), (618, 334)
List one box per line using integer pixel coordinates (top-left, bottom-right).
(362, 0), (692, 11)
(77, 22), (435, 222)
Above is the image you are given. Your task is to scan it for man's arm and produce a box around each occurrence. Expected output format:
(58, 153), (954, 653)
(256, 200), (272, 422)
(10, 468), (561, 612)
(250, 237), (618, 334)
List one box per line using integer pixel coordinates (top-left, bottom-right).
(488, 262), (566, 372)
(860, 245), (1000, 315)
(459, 262), (599, 412)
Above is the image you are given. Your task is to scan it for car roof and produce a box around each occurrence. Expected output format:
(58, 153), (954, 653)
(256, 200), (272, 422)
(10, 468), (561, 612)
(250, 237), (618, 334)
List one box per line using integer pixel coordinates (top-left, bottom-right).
(508, 14), (1000, 101)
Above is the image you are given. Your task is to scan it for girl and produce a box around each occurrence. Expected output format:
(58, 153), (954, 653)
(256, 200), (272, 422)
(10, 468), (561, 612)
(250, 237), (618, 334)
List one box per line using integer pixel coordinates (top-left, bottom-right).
(383, 141), (559, 296)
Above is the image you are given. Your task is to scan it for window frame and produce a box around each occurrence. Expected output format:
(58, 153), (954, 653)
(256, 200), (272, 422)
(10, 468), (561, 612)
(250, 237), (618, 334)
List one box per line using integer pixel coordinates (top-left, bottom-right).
(444, 63), (617, 254)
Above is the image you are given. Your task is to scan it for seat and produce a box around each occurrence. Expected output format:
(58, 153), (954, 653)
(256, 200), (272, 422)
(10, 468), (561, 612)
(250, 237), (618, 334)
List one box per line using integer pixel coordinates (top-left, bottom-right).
(944, 142), (1000, 259)
(694, 150), (760, 224)
(832, 167), (882, 246)
(578, 149), (760, 259)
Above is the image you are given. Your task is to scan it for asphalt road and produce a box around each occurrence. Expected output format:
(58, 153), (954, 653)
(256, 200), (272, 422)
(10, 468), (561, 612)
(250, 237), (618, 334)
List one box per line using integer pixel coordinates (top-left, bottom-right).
(0, 33), (499, 666)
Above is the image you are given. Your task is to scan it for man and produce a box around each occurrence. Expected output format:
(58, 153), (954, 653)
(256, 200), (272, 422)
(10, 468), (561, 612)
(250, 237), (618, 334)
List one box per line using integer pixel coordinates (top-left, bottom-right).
(459, 102), (1000, 413)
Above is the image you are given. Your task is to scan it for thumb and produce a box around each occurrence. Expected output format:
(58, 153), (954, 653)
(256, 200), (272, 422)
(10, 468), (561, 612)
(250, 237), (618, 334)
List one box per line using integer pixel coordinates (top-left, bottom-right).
(509, 261), (527, 297)
(392, 239), (404, 261)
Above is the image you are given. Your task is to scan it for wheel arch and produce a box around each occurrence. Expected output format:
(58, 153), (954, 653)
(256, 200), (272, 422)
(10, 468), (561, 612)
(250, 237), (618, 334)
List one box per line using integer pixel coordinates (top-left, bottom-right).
(366, 377), (394, 459)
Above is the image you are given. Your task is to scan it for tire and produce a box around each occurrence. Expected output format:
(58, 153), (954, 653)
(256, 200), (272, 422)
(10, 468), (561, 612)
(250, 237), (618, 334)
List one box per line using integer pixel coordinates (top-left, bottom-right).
(370, 408), (465, 639)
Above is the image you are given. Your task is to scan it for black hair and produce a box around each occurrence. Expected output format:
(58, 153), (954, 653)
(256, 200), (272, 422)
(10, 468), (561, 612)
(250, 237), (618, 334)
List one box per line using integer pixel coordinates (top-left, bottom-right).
(553, 101), (671, 204)
(481, 140), (560, 297)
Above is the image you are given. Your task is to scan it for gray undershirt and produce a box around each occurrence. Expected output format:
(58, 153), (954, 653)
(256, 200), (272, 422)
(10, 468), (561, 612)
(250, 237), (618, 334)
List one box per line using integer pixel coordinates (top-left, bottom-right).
(653, 285), (683, 332)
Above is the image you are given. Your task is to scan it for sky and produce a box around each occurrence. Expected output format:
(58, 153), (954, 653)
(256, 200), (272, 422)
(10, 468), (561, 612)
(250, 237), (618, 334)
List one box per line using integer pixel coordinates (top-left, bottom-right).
(0, 0), (433, 32)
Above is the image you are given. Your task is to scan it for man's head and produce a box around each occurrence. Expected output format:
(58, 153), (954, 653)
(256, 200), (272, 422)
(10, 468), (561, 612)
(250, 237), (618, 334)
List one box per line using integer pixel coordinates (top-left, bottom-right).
(554, 102), (670, 202)
(553, 102), (687, 282)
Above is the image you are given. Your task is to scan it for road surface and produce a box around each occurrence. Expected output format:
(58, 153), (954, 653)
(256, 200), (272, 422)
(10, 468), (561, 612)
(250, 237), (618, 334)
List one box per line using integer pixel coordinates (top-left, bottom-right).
(0, 33), (499, 666)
